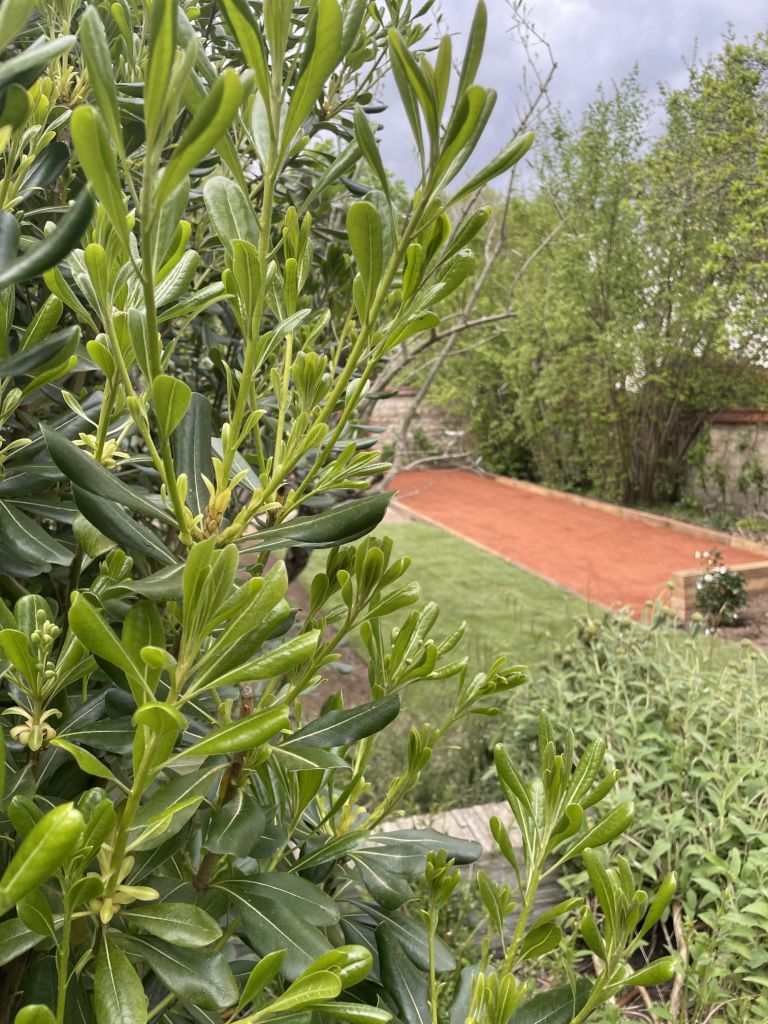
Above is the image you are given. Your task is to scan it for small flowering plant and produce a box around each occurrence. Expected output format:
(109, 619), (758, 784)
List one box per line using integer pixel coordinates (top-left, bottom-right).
(695, 549), (748, 628)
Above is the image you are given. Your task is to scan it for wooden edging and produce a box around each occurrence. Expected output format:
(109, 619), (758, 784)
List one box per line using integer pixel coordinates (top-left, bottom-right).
(492, 476), (768, 557)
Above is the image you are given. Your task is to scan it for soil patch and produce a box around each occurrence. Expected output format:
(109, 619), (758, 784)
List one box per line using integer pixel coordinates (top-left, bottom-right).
(716, 589), (768, 647)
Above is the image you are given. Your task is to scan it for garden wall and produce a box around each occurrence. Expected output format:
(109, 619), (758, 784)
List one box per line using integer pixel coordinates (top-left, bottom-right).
(689, 409), (768, 515)
(368, 388), (470, 465)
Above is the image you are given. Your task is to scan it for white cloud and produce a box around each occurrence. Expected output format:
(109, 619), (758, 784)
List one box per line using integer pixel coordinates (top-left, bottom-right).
(374, 0), (767, 185)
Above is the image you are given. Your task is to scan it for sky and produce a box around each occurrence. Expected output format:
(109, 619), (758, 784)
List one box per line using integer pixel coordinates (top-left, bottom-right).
(376, 0), (768, 185)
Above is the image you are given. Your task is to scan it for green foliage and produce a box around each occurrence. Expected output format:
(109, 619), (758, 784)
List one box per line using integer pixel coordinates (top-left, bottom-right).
(0, 1), (673, 1022)
(437, 34), (768, 504)
(497, 610), (768, 1022)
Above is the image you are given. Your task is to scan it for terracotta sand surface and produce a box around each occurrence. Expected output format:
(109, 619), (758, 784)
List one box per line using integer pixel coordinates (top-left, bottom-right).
(391, 469), (761, 616)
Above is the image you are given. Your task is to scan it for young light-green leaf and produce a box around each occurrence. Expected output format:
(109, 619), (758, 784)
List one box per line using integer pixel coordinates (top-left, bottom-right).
(78, 7), (123, 151)
(174, 705), (289, 759)
(70, 105), (130, 250)
(154, 69), (243, 211)
(347, 200), (383, 315)
(153, 374), (191, 437)
(282, 0), (343, 146)
(122, 902), (222, 948)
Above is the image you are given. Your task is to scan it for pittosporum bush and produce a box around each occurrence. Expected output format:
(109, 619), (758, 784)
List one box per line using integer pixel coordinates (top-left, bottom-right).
(0, 2), (675, 1022)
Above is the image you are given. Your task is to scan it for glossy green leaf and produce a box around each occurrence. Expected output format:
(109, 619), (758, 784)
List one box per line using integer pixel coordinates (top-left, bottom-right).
(51, 739), (120, 785)
(283, 0), (343, 145)
(0, 917), (41, 968)
(456, 0), (487, 98)
(286, 696), (400, 750)
(123, 902), (222, 948)
(508, 979), (592, 1024)
(219, 0), (270, 99)
(274, 745), (349, 772)
(314, 1003), (393, 1024)
(0, 188), (94, 291)
(624, 957), (676, 988)
(78, 7), (123, 148)
(174, 706), (288, 759)
(238, 898), (332, 981)
(42, 426), (174, 524)
(217, 873), (339, 926)
(131, 767), (220, 850)
(131, 563), (185, 601)
(16, 888), (55, 940)
(119, 934), (238, 1010)
(94, 935), (148, 1024)
(0, 326), (79, 378)
(262, 970), (341, 1016)
(556, 802), (634, 864)
(377, 923), (430, 1024)
(155, 69), (243, 210)
(13, 1006), (56, 1024)
(153, 373), (191, 437)
(0, 0), (37, 50)
(0, 628), (37, 680)
(0, 37), (75, 90)
(347, 200), (382, 315)
(237, 949), (285, 1010)
(0, 212), (20, 272)
(0, 803), (84, 916)
(173, 392), (214, 517)
(451, 131), (535, 205)
(238, 492), (393, 552)
(145, 0), (176, 150)
(68, 593), (144, 682)
(0, 501), (72, 569)
(203, 175), (258, 254)
(70, 106), (129, 249)
(353, 106), (389, 196)
(72, 486), (177, 566)
(204, 789), (266, 857)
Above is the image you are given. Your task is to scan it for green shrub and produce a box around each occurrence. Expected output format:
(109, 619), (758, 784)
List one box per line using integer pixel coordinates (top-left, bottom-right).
(0, 1), (674, 1021)
(496, 610), (768, 1022)
(694, 550), (748, 629)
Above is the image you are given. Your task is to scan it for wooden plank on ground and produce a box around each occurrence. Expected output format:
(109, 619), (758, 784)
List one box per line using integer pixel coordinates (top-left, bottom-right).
(379, 801), (563, 919)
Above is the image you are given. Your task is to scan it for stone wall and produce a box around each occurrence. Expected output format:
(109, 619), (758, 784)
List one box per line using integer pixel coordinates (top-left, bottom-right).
(367, 388), (470, 465)
(689, 410), (768, 516)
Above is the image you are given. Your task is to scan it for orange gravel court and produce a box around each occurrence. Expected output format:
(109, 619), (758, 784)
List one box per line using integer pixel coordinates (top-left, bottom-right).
(390, 469), (762, 616)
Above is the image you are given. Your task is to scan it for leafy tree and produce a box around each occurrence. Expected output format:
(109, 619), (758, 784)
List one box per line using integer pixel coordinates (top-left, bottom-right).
(0, 2), (675, 1022)
(438, 34), (768, 505)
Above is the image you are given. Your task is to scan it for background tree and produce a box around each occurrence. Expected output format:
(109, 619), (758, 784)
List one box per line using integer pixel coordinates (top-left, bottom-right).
(432, 31), (768, 505)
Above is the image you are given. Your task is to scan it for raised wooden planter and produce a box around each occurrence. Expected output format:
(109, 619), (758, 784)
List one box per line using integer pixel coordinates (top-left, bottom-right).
(669, 559), (768, 622)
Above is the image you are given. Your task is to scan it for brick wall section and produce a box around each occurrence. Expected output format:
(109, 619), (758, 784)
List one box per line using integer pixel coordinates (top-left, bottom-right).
(689, 413), (768, 515)
(368, 392), (470, 464)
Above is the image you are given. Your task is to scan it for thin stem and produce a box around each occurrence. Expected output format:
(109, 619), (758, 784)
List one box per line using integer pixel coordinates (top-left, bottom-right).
(55, 909), (73, 1024)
